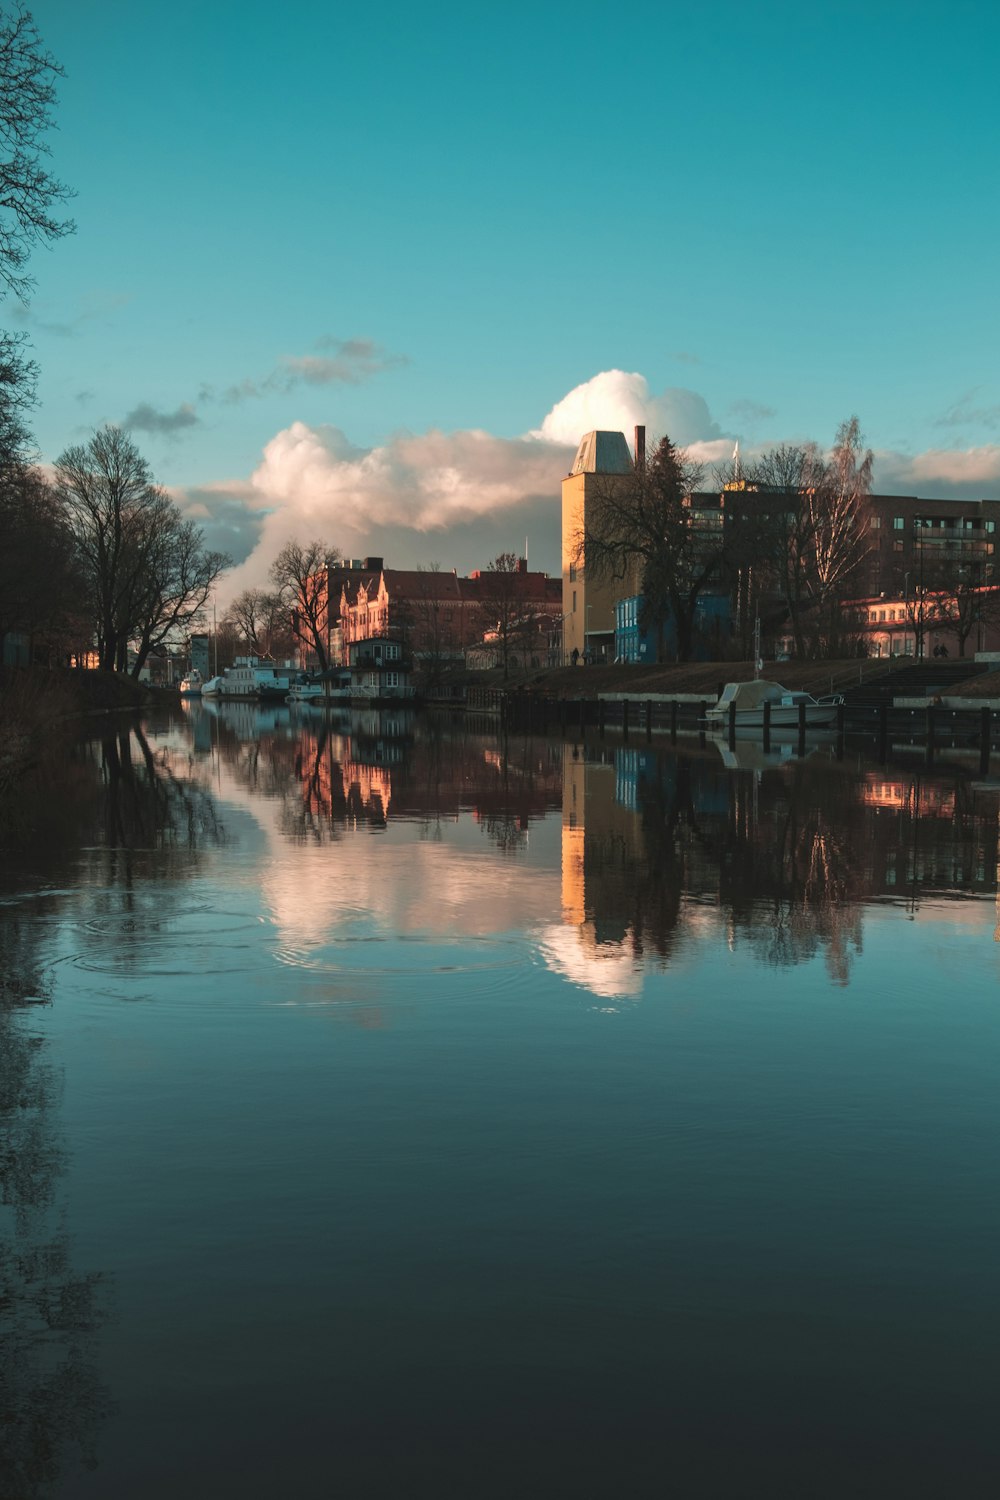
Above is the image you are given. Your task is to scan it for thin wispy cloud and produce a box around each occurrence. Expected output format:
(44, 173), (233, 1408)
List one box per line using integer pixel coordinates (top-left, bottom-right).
(934, 390), (1000, 431)
(220, 336), (408, 404)
(12, 292), (131, 339)
(124, 401), (200, 436)
(728, 398), (776, 425)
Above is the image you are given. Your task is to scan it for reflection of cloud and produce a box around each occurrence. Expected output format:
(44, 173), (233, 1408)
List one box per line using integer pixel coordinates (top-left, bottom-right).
(536, 922), (643, 1000)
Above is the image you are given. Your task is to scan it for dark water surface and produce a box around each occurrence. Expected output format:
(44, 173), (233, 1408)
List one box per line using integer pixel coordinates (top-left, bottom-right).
(3, 702), (1000, 1497)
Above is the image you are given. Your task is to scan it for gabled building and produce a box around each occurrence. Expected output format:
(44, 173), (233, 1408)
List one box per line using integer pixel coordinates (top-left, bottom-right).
(345, 635), (415, 702)
(339, 561), (561, 663)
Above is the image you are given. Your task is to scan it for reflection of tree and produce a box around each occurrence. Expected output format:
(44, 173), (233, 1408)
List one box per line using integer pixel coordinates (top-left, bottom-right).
(474, 736), (564, 855)
(573, 749), (999, 988)
(99, 721), (224, 873)
(1, 939), (115, 1497)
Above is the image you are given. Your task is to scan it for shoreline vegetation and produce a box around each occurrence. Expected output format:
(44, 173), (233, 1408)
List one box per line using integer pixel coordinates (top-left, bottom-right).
(6, 654), (1000, 797)
(0, 666), (158, 794)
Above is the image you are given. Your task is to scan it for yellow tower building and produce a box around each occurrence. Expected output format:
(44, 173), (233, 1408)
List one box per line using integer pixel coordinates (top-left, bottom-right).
(561, 429), (636, 664)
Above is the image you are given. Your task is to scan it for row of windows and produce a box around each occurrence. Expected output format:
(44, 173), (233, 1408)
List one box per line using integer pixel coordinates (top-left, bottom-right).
(883, 515), (996, 533)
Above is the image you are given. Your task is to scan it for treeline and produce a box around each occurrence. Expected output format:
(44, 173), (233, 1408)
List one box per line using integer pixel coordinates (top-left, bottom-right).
(2, 426), (231, 676)
(0, 10), (230, 678)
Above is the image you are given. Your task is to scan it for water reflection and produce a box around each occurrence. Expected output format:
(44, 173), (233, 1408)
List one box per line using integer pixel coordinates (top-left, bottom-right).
(0, 925), (115, 1499)
(4, 705), (1000, 1496)
(0, 714), (239, 1496)
(164, 706), (1000, 1002)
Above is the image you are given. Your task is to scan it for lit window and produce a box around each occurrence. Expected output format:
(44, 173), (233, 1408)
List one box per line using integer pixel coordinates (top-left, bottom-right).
(870, 515), (881, 529)
(893, 517), (905, 530)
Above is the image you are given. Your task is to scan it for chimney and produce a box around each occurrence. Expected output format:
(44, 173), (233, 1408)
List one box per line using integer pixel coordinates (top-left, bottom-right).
(635, 425), (646, 468)
(518, 557), (527, 574)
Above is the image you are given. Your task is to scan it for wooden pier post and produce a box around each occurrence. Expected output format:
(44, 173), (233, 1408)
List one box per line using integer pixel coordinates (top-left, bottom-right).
(622, 698), (629, 740)
(670, 700), (678, 743)
(698, 701), (706, 748)
(980, 706), (992, 776)
(797, 701), (806, 757)
(836, 702), (845, 761)
(645, 699), (652, 741)
(728, 699), (736, 749)
(762, 699), (771, 752)
(925, 703), (936, 766)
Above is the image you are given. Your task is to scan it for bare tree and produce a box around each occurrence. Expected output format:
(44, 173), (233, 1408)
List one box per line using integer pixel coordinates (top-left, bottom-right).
(810, 417), (874, 649)
(0, 5), (74, 301)
(749, 419), (874, 657)
(476, 553), (533, 678)
(55, 426), (229, 674)
(223, 587), (292, 659)
(404, 564), (454, 691)
(0, 462), (87, 658)
(125, 505), (230, 679)
(582, 436), (721, 662)
(269, 538), (340, 672)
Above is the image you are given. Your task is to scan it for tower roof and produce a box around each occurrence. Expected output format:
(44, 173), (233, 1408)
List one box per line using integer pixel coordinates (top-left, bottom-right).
(570, 430), (633, 476)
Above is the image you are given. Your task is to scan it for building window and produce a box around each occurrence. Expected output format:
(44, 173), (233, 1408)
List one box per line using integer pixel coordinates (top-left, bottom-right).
(572, 590), (577, 612)
(870, 515), (881, 529)
(893, 540), (904, 552)
(893, 516), (905, 530)
(987, 521), (996, 534)
(569, 563), (576, 582)
(385, 671), (399, 688)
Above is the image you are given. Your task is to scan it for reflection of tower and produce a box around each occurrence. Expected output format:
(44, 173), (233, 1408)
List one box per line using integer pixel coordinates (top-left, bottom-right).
(561, 750), (587, 924)
(562, 430), (637, 664)
(560, 744), (644, 953)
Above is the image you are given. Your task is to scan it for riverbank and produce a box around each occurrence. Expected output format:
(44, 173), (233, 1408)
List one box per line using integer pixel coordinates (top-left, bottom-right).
(0, 667), (166, 794)
(461, 657), (1000, 701)
(463, 658), (899, 700)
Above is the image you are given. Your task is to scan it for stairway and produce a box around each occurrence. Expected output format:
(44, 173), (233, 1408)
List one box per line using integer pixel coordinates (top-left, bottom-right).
(842, 659), (990, 707)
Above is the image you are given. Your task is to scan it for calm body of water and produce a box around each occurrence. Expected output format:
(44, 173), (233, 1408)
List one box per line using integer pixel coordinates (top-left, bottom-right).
(3, 701), (1000, 1498)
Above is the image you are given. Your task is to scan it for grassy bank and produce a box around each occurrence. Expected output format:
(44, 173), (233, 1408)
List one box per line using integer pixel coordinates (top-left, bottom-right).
(464, 658), (898, 700)
(0, 667), (163, 794)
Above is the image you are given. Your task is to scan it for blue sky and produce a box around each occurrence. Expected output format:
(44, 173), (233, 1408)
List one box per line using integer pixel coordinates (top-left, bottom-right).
(20, 0), (1000, 590)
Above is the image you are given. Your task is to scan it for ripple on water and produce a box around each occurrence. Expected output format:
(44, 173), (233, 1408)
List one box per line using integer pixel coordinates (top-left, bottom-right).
(69, 906), (267, 976)
(271, 935), (525, 982)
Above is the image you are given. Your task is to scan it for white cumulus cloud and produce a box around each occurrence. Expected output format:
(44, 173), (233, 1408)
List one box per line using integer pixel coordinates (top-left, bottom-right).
(535, 368), (725, 448)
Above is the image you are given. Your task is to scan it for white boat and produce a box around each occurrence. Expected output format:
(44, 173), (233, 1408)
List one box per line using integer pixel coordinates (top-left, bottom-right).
(201, 674), (225, 698)
(706, 679), (843, 731)
(285, 681), (326, 704)
(217, 657), (297, 701)
(286, 669), (352, 705)
(178, 669), (204, 696)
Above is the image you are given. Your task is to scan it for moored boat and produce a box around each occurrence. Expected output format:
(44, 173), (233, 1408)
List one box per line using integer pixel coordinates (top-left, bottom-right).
(705, 679), (843, 731)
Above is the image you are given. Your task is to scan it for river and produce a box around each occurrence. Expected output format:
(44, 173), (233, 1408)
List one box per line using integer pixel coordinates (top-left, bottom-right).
(2, 700), (999, 1497)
